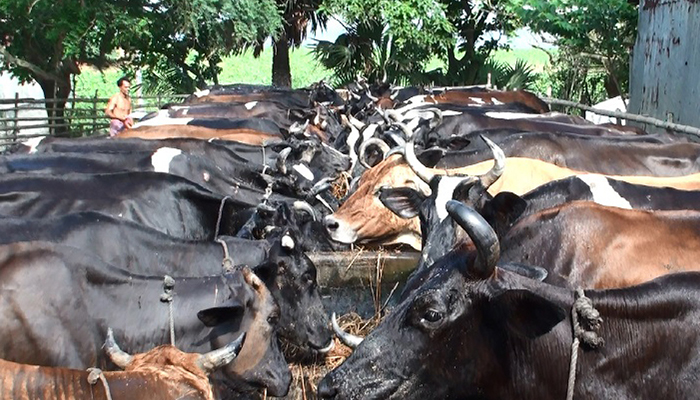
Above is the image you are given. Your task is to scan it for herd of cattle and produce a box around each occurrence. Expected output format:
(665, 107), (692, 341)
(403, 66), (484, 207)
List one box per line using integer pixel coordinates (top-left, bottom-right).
(2, 80), (700, 399)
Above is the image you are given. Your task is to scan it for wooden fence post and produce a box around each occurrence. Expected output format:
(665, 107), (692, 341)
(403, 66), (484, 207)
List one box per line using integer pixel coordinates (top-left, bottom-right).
(13, 92), (19, 142)
(93, 90), (98, 136)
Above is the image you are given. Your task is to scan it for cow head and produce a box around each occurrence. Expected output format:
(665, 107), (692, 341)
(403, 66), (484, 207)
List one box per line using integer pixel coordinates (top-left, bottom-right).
(324, 134), (505, 250)
(198, 268), (291, 397)
(254, 226), (334, 356)
(317, 201), (565, 399)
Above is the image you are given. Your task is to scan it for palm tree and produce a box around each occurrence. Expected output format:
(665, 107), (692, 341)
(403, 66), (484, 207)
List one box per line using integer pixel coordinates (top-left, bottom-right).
(270, 0), (328, 87)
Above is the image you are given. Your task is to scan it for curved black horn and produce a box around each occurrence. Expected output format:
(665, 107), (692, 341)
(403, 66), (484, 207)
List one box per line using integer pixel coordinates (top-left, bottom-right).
(445, 200), (500, 278)
(331, 312), (363, 349)
(197, 332), (246, 373)
(104, 328), (133, 369)
(359, 138), (391, 169)
(293, 200), (319, 221)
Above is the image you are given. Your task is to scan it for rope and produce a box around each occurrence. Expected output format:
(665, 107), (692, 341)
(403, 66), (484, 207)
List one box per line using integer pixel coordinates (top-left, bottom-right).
(214, 196), (231, 238)
(566, 288), (604, 400)
(160, 275), (176, 346)
(261, 144), (269, 175)
(215, 237), (235, 273)
(86, 368), (113, 400)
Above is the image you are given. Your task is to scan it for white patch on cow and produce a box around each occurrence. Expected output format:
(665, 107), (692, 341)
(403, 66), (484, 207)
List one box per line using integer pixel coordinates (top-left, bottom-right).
(151, 147), (182, 173)
(485, 111), (541, 120)
(202, 171), (210, 181)
(281, 234), (295, 250)
(181, 108), (188, 116)
(392, 232), (422, 251)
(193, 89), (210, 97)
(244, 101), (258, 110)
(22, 136), (46, 154)
(492, 98), (505, 105)
(469, 97), (486, 105)
(435, 176), (471, 221)
(406, 95), (428, 104)
(402, 109), (462, 121)
(577, 174), (633, 209)
(293, 164), (315, 181)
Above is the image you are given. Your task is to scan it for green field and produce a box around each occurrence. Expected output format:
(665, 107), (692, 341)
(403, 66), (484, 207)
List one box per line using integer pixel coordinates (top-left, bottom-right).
(75, 47), (550, 98)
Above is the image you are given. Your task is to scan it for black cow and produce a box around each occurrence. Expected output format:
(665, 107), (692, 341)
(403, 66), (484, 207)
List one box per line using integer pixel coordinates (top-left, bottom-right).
(0, 172), (252, 240)
(426, 130), (700, 176)
(0, 211), (333, 354)
(318, 201), (700, 400)
(0, 241), (291, 396)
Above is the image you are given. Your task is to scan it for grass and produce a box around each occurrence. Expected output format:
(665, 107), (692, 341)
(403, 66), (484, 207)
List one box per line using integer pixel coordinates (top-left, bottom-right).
(74, 46), (551, 98)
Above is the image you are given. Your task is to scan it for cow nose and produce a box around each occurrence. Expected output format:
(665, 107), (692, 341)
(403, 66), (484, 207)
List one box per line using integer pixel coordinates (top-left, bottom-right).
(325, 215), (339, 232)
(317, 378), (338, 399)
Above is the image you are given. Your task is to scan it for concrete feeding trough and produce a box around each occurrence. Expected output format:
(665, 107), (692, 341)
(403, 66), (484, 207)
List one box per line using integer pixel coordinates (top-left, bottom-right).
(309, 250), (420, 317)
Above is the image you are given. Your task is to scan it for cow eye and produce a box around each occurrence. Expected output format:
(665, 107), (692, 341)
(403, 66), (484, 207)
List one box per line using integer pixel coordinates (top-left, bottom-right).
(423, 309), (442, 323)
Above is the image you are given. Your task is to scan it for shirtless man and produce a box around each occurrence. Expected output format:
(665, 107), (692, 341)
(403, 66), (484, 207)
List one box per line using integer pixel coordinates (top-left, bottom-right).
(105, 77), (133, 137)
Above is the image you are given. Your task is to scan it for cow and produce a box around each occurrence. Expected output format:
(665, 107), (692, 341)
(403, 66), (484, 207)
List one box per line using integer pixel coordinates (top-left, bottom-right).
(324, 134), (700, 249)
(0, 330), (244, 400)
(0, 241), (291, 396)
(318, 200), (700, 400)
(427, 130), (700, 176)
(120, 124), (284, 145)
(0, 171), (275, 240)
(0, 210), (333, 355)
(406, 88), (551, 113)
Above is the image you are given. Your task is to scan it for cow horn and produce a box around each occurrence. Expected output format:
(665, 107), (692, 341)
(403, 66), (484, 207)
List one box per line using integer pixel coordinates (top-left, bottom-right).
(478, 136), (505, 188)
(358, 138), (391, 169)
(366, 89), (379, 102)
(293, 200), (318, 221)
(276, 147), (292, 175)
(104, 328), (133, 369)
(401, 125), (435, 183)
(445, 200), (500, 278)
(196, 332), (246, 374)
(331, 312), (363, 349)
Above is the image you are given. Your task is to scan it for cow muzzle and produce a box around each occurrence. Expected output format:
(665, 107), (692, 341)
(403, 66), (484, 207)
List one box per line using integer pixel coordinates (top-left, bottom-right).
(324, 215), (358, 244)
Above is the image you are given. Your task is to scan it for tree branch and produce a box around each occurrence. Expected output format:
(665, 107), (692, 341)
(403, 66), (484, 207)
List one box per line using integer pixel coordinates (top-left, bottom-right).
(0, 45), (64, 82)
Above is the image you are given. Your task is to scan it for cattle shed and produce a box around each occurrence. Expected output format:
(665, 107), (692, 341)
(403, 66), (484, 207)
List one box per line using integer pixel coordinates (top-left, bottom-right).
(628, 0), (700, 133)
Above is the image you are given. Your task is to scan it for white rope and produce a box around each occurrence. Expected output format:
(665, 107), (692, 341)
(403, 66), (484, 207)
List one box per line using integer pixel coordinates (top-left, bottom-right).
(160, 275), (176, 346)
(215, 237), (235, 273)
(566, 288), (604, 400)
(86, 368), (113, 400)
(214, 196), (231, 238)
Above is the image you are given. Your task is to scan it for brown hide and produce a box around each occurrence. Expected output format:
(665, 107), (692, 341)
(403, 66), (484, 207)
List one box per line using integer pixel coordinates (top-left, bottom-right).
(119, 126), (283, 145)
(0, 346), (216, 400)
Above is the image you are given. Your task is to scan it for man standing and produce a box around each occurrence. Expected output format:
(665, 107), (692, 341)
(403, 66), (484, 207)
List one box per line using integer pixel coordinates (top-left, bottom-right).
(105, 77), (133, 137)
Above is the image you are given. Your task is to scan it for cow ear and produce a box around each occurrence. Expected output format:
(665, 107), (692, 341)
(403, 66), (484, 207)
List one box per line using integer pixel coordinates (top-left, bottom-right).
(488, 289), (565, 339)
(379, 187), (426, 219)
(197, 301), (246, 327)
(483, 192), (526, 228)
(497, 263), (548, 281)
(417, 148), (445, 168)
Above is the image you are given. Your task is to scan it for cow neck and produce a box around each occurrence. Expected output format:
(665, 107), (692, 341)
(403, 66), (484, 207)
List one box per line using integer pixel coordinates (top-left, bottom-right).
(87, 273), (232, 357)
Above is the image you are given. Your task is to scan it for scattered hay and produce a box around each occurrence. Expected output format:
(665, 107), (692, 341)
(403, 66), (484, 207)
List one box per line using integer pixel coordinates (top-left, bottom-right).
(330, 172), (351, 200)
(272, 312), (384, 399)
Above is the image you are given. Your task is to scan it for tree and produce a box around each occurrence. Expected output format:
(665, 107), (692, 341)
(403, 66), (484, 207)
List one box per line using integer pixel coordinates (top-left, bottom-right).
(0, 0), (144, 133)
(126, 0), (282, 94)
(0, 0), (282, 134)
(504, 0), (637, 101)
(312, 0), (454, 85)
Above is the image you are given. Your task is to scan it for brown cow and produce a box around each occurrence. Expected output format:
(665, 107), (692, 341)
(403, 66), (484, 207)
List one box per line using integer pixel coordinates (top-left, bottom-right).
(500, 201), (700, 289)
(0, 329), (244, 400)
(119, 125), (283, 145)
(415, 89), (550, 113)
(324, 137), (700, 249)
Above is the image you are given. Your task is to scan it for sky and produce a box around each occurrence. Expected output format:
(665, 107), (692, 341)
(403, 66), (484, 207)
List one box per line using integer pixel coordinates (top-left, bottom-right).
(302, 19), (556, 50)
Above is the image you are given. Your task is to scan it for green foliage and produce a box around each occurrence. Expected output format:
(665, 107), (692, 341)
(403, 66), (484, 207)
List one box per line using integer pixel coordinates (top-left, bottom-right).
(314, 0), (454, 85)
(477, 58), (539, 90)
(504, 0), (637, 100)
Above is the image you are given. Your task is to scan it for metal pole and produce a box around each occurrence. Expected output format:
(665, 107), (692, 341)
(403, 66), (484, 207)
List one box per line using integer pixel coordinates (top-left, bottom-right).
(93, 90), (98, 136)
(13, 92), (19, 142)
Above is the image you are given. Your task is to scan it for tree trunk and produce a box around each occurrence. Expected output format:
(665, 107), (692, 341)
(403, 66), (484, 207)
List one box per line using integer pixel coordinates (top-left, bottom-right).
(37, 74), (72, 137)
(272, 33), (292, 88)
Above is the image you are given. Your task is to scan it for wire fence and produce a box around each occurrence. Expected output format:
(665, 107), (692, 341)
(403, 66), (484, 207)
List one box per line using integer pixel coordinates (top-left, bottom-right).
(0, 93), (189, 147)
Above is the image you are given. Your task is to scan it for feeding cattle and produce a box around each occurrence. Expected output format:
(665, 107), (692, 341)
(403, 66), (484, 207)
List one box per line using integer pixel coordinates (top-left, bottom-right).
(0, 330), (244, 400)
(0, 241), (291, 396)
(319, 201), (700, 399)
(325, 129), (700, 249)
